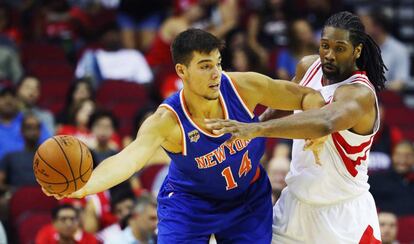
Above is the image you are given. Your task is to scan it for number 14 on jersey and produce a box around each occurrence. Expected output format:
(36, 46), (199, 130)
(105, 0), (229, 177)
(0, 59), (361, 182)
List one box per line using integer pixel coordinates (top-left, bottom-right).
(221, 151), (252, 190)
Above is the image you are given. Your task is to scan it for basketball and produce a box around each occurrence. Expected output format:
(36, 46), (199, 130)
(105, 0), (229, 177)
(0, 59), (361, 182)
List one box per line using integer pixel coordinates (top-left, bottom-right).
(33, 135), (93, 196)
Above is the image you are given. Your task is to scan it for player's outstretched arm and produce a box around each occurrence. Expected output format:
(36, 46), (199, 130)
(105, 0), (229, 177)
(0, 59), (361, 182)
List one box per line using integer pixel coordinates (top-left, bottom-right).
(46, 108), (176, 199)
(227, 56), (323, 114)
(206, 83), (375, 140)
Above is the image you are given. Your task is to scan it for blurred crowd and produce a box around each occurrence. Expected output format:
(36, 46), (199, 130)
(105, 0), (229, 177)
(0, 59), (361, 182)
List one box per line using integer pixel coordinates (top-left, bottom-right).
(0, 0), (413, 243)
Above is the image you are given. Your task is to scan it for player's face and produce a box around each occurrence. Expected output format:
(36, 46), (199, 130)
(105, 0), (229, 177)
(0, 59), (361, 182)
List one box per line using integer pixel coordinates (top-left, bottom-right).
(319, 27), (362, 82)
(178, 49), (222, 100)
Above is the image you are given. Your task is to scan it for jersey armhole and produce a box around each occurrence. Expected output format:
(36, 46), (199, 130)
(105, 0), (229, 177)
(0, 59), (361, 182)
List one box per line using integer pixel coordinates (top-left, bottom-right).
(222, 72), (255, 119)
(159, 104), (187, 156)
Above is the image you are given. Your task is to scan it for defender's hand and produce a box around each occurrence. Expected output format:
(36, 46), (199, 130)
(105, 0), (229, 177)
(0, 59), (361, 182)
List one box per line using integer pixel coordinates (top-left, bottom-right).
(205, 119), (261, 140)
(303, 136), (328, 165)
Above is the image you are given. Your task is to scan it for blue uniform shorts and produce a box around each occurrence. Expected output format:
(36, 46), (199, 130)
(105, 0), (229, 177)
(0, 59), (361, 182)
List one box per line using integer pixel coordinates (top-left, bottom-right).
(157, 167), (272, 244)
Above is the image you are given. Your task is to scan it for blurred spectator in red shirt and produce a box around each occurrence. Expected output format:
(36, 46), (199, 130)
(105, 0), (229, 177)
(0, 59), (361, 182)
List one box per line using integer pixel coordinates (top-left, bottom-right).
(36, 204), (98, 244)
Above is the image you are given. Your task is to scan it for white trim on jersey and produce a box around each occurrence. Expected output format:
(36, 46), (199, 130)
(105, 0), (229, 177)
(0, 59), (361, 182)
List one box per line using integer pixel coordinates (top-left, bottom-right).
(299, 59), (321, 86)
(222, 72), (255, 119)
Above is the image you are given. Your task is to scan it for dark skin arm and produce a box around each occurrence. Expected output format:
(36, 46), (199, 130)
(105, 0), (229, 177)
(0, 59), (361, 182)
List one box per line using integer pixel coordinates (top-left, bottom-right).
(206, 83), (376, 140)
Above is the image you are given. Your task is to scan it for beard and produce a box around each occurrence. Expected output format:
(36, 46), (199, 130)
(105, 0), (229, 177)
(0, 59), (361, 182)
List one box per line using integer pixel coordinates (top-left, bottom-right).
(322, 64), (341, 82)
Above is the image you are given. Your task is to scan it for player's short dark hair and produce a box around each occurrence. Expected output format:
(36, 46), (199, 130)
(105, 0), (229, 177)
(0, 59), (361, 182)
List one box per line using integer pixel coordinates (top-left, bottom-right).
(51, 204), (78, 220)
(171, 28), (225, 66)
(324, 11), (386, 92)
(88, 109), (119, 130)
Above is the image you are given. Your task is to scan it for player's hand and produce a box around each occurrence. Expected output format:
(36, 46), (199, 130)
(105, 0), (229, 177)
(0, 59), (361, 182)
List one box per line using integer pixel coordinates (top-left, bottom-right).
(41, 187), (65, 200)
(303, 136), (328, 165)
(41, 186), (86, 199)
(205, 119), (260, 140)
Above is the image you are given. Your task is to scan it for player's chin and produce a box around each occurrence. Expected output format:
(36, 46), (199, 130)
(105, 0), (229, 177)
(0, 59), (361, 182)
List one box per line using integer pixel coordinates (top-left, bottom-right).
(204, 94), (220, 101)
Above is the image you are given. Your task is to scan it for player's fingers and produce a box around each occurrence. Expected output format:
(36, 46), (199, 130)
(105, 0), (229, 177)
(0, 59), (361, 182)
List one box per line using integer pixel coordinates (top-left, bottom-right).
(41, 187), (52, 196)
(213, 126), (238, 135)
(313, 150), (322, 166)
(303, 139), (313, 151)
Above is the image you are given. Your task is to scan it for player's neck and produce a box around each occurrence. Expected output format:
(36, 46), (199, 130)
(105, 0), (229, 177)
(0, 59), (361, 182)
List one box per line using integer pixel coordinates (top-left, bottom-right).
(183, 89), (223, 119)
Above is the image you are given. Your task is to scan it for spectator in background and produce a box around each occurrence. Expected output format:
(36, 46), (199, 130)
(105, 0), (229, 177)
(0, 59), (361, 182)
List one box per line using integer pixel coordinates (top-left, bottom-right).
(369, 103), (403, 172)
(360, 10), (411, 92)
(378, 212), (399, 244)
(227, 46), (262, 73)
(56, 99), (96, 147)
(0, 86), (50, 160)
(276, 19), (317, 80)
(17, 76), (55, 135)
(57, 79), (95, 125)
(75, 24), (153, 87)
(97, 188), (136, 242)
(117, 0), (166, 51)
(247, 0), (289, 66)
(105, 194), (158, 244)
(0, 3), (23, 45)
(33, 0), (78, 58)
(88, 109), (120, 167)
(0, 4), (23, 86)
(0, 45), (23, 85)
(146, 0), (204, 74)
(195, 0), (239, 39)
(369, 141), (414, 216)
(36, 204), (98, 244)
(266, 156), (290, 204)
(0, 113), (40, 191)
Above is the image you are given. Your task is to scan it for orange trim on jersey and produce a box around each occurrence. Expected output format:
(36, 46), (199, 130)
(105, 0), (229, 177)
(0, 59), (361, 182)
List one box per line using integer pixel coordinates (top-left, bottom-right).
(180, 91), (229, 138)
(159, 104), (187, 156)
(222, 72), (255, 119)
(249, 167), (261, 184)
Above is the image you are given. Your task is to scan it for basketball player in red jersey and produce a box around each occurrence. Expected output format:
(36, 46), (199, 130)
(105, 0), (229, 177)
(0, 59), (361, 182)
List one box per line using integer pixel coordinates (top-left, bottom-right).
(207, 11), (386, 243)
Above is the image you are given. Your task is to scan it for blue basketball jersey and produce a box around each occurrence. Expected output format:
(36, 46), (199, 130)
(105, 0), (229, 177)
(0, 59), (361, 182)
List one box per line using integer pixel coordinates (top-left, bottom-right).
(160, 72), (265, 200)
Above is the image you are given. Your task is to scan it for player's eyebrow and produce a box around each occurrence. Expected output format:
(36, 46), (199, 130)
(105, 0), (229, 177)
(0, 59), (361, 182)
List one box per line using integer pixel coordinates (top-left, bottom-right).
(197, 59), (213, 64)
(335, 40), (349, 45)
(197, 57), (222, 64)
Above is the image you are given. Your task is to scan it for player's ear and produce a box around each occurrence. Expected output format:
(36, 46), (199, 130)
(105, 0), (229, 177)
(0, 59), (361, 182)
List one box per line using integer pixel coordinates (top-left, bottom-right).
(175, 64), (186, 79)
(354, 43), (363, 59)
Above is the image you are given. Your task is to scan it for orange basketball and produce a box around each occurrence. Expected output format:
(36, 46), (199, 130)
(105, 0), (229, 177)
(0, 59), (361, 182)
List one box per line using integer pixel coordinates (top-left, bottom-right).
(33, 135), (93, 196)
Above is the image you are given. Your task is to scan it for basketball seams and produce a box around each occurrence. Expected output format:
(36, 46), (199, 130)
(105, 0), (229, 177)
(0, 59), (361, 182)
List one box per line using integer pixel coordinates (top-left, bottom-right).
(77, 140), (84, 183)
(36, 164), (92, 185)
(52, 137), (78, 191)
(35, 151), (69, 193)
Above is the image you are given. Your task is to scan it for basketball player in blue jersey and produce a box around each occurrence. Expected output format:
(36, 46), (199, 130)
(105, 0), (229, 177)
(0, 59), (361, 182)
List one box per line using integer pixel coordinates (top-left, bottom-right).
(44, 29), (324, 243)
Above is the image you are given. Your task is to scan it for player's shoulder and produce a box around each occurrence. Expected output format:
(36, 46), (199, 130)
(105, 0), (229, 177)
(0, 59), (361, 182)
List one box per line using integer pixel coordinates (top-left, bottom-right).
(225, 71), (267, 89)
(334, 82), (375, 104)
(155, 106), (179, 124)
(293, 55), (319, 84)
